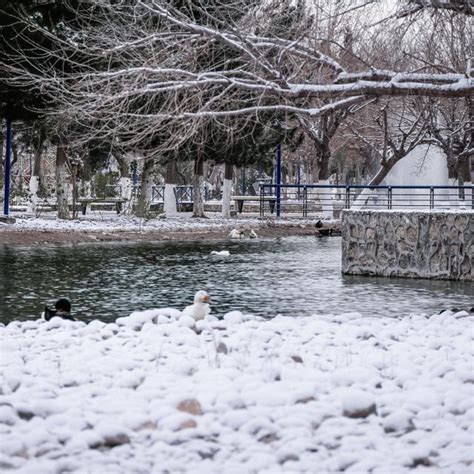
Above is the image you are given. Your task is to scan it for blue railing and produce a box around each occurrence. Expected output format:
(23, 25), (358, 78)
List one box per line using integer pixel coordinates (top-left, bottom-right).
(259, 184), (474, 218)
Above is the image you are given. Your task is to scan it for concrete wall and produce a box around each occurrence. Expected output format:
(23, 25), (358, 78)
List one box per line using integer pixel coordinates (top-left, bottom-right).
(341, 210), (473, 280)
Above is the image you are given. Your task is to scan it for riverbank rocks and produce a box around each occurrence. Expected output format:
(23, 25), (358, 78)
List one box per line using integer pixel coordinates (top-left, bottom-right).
(342, 210), (473, 280)
(340, 389), (377, 418)
(0, 310), (472, 472)
(177, 399), (203, 416)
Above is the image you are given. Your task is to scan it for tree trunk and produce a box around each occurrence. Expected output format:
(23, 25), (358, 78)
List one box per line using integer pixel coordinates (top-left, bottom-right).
(193, 156), (205, 218)
(136, 158), (154, 217)
(318, 144), (331, 182)
(445, 149), (461, 207)
(0, 136), (4, 201)
(11, 142), (20, 194)
(29, 147), (42, 212)
(114, 153), (132, 213)
(351, 156), (398, 210)
(70, 164), (79, 219)
(456, 153), (472, 207)
(316, 145), (332, 217)
(164, 159), (178, 216)
(80, 157), (93, 198)
(222, 161), (233, 218)
(310, 156), (319, 183)
(55, 144), (70, 219)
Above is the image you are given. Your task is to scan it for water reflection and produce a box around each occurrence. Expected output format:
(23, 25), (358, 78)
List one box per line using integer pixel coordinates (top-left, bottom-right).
(0, 237), (472, 324)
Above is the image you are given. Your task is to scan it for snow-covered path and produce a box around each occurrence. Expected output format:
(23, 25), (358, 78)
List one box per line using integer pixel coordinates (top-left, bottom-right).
(1, 309), (473, 473)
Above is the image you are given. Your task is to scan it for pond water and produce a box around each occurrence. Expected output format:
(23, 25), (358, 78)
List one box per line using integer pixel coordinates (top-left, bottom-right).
(0, 236), (472, 324)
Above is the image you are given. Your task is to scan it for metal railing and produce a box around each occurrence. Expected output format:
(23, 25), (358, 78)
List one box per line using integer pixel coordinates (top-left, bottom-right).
(102, 184), (194, 204)
(259, 184), (474, 218)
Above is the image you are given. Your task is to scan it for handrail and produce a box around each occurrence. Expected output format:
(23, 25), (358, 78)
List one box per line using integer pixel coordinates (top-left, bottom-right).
(261, 183), (474, 190)
(258, 183), (474, 217)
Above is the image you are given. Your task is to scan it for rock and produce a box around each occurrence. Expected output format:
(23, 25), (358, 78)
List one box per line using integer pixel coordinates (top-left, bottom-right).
(223, 311), (244, 324)
(1, 438), (28, 458)
(295, 396), (315, 404)
(115, 372), (145, 390)
(291, 355), (303, 364)
(157, 315), (171, 324)
(410, 457), (434, 468)
(6, 375), (21, 393)
(216, 342), (228, 354)
(0, 457), (22, 470)
(16, 406), (34, 421)
(0, 405), (19, 426)
(95, 424), (130, 447)
(383, 409), (415, 433)
(258, 433), (279, 444)
(178, 315), (196, 329)
(135, 421), (157, 431)
(279, 454), (299, 464)
(340, 390), (377, 418)
(103, 433), (130, 448)
(177, 399), (203, 416)
(178, 419), (197, 430)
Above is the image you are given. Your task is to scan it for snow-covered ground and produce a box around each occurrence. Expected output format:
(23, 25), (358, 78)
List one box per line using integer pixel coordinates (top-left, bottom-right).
(1, 309), (473, 473)
(0, 213), (323, 234)
(1, 213), (258, 233)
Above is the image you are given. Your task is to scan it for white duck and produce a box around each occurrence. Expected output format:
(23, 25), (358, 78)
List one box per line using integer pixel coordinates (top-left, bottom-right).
(182, 290), (211, 321)
(211, 250), (230, 256)
(228, 228), (258, 239)
(229, 229), (242, 239)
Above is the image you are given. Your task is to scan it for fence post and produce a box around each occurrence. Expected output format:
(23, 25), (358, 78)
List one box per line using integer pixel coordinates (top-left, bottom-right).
(388, 187), (392, 210)
(303, 185), (308, 217)
(275, 144), (282, 217)
(430, 187), (434, 209)
(3, 118), (12, 216)
(345, 186), (350, 209)
(259, 184), (264, 218)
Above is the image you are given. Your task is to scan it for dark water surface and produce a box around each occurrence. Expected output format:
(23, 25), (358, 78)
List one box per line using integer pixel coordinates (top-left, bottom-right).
(0, 236), (472, 324)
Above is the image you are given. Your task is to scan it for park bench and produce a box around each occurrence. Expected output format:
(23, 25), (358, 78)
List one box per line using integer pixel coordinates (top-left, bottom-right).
(78, 198), (127, 215)
(232, 195), (276, 214)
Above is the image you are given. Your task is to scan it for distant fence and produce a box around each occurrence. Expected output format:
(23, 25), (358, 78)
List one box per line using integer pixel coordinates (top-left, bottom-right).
(104, 184), (194, 204)
(259, 184), (474, 218)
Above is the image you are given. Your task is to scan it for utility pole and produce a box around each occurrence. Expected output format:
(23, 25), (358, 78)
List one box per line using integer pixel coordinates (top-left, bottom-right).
(3, 119), (12, 217)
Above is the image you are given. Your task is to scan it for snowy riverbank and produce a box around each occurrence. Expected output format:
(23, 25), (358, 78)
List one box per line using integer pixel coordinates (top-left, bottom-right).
(1, 309), (473, 473)
(0, 214), (327, 246)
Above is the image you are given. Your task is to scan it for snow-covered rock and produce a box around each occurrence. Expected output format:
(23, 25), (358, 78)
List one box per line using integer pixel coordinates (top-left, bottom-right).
(0, 310), (472, 472)
(340, 389), (377, 418)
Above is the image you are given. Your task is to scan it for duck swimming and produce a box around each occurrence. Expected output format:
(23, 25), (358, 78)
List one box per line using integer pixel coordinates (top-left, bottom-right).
(42, 298), (76, 322)
(229, 228), (258, 239)
(211, 250), (230, 256)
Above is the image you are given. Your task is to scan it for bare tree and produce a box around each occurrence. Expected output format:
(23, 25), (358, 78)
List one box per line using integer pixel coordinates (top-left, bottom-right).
(164, 159), (178, 216)
(55, 143), (70, 219)
(348, 99), (433, 207)
(428, 99), (472, 184)
(1, 1), (471, 147)
(1, 0), (471, 221)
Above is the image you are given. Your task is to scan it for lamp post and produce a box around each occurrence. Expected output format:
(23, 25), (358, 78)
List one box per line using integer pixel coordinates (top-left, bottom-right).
(275, 144), (282, 217)
(3, 118), (12, 217)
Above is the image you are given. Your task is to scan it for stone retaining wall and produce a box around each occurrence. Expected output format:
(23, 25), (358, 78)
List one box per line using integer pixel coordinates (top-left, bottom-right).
(341, 210), (473, 280)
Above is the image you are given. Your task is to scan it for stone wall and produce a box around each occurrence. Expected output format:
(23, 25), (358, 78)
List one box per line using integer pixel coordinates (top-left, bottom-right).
(341, 210), (473, 280)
